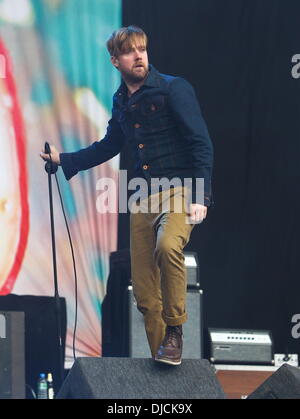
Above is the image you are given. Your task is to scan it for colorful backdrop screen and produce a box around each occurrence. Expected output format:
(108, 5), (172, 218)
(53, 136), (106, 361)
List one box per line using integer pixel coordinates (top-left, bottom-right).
(0, 0), (121, 366)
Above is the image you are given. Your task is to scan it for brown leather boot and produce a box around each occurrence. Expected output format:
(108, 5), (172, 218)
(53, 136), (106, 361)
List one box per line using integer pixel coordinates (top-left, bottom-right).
(154, 325), (183, 365)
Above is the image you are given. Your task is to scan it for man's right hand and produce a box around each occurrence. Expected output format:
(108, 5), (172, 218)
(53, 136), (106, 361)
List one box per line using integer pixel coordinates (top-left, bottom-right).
(40, 144), (61, 165)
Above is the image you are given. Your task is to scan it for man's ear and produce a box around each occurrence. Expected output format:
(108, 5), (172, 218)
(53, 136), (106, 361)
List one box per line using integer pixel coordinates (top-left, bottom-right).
(111, 56), (119, 69)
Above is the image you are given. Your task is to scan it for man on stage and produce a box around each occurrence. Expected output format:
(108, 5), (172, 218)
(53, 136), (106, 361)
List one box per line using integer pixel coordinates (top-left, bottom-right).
(40, 25), (213, 365)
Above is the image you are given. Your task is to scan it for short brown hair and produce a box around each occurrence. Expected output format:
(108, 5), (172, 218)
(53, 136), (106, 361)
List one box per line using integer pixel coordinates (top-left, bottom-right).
(106, 25), (148, 57)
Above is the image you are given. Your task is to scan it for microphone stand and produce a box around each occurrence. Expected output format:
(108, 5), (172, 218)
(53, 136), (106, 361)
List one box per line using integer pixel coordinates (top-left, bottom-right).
(44, 148), (64, 387)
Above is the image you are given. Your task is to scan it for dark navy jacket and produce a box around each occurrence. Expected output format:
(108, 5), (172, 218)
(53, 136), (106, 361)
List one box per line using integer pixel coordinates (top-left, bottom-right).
(60, 65), (214, 205)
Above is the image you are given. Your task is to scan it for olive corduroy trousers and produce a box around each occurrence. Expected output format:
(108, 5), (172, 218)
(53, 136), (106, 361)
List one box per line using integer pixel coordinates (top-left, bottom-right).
(130, 186), (195, 357)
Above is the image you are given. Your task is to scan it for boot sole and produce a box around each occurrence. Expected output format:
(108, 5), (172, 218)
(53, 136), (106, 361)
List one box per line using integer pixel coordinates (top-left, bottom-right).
(154, 356), (182, 366)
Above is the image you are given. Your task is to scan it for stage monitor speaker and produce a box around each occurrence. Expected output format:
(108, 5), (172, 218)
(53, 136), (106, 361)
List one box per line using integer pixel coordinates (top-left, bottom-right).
(128, 286), (203, 359)
(0, 311), (25, 399)
(248, 364), (300, 399)
(57, 357), (226, 399)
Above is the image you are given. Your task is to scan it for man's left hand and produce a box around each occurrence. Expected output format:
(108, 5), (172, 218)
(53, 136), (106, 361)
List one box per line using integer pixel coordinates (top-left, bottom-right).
(188, 204), (207, 224)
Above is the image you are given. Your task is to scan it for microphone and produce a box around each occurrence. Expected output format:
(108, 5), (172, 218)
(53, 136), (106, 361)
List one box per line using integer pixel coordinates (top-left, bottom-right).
(44, 142), (58, 174)
(45, 141), (51, 155)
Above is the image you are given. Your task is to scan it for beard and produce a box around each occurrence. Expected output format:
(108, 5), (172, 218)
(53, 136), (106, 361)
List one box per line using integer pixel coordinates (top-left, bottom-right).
(122, 64), (149, 84)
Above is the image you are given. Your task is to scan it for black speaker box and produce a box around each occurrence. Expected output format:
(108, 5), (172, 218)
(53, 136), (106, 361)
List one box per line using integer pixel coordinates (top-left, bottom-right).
(248, 364), (300, 399)
(102, 249), (131, 357)
(57, 357), (226, 399)
(0, 311), (25, 399)
(128, 287), (203, 358)
(0, 295), (67, 397)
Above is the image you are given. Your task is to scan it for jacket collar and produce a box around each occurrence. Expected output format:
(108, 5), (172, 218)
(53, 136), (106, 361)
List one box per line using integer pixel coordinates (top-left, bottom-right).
(143, 64), (161, 88)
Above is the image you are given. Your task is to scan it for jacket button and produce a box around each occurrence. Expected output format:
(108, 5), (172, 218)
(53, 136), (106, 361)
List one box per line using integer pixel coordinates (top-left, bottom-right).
(138, 144), (144, 149)
(134, 123), (141, 129)
(143, 164), (149, 170)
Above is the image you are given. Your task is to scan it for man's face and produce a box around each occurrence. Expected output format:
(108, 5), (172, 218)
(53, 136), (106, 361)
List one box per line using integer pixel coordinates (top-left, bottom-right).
(111, 43), (149, 83)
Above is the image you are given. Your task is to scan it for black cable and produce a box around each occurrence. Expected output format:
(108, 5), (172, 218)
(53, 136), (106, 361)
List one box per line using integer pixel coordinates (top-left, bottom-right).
(26, 383), (37, 399)
(54, 172), (78, 362)
(45, 147), (78, 362)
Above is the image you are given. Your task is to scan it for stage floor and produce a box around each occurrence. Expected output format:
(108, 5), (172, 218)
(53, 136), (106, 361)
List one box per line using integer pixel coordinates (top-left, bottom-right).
(215, 364), (278, 399)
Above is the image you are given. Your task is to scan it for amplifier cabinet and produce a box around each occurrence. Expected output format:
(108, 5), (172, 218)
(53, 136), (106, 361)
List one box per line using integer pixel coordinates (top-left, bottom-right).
(208, 328), (273, 365)
(184, 252), (200, 288)
(128, 287), (203, 359)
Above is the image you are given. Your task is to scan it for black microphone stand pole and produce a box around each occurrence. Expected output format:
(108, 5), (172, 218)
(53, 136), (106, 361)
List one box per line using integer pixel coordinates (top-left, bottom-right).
(44, 145), (64, 386)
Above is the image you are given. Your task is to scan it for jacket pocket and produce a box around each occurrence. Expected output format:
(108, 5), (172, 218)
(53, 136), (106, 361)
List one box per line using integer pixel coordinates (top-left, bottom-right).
(140, 94), (165, 116)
